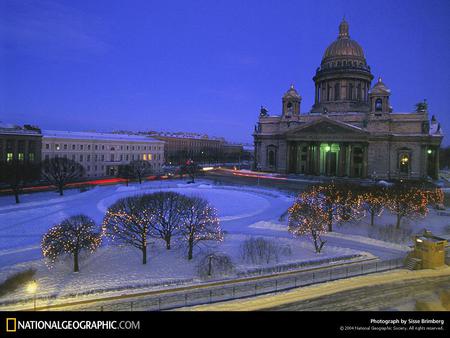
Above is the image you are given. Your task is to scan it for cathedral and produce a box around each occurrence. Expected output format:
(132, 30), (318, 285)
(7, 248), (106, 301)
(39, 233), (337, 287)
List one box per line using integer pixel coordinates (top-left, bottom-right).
(253, 19), (443, 180)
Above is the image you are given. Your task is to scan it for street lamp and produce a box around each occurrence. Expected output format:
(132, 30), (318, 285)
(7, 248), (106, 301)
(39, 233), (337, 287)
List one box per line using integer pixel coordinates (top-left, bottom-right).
(26, 280), (38, 311)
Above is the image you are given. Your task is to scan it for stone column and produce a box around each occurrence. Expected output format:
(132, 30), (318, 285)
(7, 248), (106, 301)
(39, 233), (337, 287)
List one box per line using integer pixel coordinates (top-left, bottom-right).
(315, 142), (321, 175)
(435, 147), (440, 179)
(348, 144), (354, 177)
(363, 144), (369, 178)
(338, 142), (346, 176)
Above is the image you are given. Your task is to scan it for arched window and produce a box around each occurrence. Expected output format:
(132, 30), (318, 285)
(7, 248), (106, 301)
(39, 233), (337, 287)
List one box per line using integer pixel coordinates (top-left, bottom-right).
(375, 98), (383, 111)
(334, 83), (340, 100)
(268, 148), (276, 167)
(399, 153), (410, 174)
(327, 85), (332, 101)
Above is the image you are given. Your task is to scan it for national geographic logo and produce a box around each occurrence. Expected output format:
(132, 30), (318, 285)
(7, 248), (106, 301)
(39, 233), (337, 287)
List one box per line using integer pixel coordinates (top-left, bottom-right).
(3, 318), (140, 332)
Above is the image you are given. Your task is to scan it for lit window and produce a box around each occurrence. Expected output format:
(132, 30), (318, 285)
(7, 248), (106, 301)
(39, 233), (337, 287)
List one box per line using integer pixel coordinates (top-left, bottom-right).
(18, 153), (24, 161)
(29, 153), (35, 162)
(143, 154), (147, 161)
(148, 154), (152, 161)
(399, 153), (410, 174)
(6, 153), (13, 162)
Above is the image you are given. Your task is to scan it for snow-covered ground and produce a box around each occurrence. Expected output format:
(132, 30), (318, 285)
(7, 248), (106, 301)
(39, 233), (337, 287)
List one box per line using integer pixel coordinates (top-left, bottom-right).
(0, 178), (448, 307)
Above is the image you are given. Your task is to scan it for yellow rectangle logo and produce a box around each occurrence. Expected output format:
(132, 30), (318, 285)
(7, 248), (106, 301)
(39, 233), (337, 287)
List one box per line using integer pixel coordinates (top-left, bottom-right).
(6, 318), (17, 332)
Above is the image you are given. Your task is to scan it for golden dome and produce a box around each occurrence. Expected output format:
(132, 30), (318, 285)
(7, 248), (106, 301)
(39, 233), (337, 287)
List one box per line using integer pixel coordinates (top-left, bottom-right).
(322, 19), (365, 61)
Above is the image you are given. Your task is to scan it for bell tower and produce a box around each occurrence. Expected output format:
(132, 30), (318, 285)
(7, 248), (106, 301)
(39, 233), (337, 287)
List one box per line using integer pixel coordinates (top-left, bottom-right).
(282, 84), (301, 117)
(369, 77), (392, 114)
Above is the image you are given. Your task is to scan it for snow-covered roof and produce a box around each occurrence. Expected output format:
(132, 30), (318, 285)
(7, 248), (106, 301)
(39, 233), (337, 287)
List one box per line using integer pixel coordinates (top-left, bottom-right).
(0, 122), (42, 136)
(42, 130), (163, 143)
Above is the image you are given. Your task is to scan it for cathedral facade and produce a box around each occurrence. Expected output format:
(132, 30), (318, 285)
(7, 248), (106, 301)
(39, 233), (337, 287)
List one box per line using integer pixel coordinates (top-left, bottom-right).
(253, 20), (443, 180)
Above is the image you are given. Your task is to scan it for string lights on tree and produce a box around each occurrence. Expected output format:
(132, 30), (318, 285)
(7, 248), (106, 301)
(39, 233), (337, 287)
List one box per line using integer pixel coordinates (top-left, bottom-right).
(41, 214), (102, 272)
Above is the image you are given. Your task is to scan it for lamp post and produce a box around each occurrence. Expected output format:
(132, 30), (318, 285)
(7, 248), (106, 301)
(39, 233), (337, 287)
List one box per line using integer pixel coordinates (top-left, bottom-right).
(27, 280), (38, 311)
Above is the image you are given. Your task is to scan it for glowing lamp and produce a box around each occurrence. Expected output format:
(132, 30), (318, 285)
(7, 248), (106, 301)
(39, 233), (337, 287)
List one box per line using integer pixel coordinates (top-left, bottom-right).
(427, 149), (432, 155)
(325, 146), (331, 152)
(27, 280), (38, 294)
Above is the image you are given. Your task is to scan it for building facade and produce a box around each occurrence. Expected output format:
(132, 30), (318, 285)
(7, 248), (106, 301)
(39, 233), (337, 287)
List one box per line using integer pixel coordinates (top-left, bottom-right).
(42, 130), (164, 177)
(0, 123), (42, 164)
(253, 20), (443, 180)
(147, 132), (225, 164)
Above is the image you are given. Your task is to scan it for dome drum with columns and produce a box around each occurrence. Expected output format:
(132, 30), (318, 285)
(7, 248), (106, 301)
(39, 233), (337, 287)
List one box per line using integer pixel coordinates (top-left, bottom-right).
(312, 19), (373, 113)
(253, 19), (443, 180)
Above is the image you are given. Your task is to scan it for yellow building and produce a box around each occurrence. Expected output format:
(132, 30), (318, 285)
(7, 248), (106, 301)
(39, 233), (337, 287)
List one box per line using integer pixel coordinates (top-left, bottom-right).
(412, 230), (447, 269)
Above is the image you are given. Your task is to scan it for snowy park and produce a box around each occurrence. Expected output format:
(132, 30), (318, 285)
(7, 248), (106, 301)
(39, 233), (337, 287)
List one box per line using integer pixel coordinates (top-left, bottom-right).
(0, 178), (448, 308)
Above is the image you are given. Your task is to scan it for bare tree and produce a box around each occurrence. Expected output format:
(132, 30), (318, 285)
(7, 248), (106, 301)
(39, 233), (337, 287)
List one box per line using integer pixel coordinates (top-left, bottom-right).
(386, 184), (428, 228)
(0, 160), (40, 204)
(129, 160), (152, 184)
(41, 157), (84, 196)
(143, 191), (185, 250)
(288, 190), (328, 253)
(102, 195), (153, 264)
(41, 215), (102, 272)
(181, 159), (201, 183)
(179, 196), (223, 260)
(197, 253), (234, 280)
(310, 182), (363, 232)
(117, 164), (132, 186)
(361, 185), (388, 227)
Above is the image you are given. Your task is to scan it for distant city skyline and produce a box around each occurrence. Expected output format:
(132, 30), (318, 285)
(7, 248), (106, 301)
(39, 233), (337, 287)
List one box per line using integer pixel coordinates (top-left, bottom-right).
(1, 0), (449, 144)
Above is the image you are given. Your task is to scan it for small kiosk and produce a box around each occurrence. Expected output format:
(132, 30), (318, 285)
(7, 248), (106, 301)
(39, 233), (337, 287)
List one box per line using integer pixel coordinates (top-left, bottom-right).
(411, 230), (447, 269)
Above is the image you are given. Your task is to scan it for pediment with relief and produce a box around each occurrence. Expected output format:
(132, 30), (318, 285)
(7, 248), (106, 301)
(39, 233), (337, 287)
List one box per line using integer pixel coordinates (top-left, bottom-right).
(285, 117), (368, 137)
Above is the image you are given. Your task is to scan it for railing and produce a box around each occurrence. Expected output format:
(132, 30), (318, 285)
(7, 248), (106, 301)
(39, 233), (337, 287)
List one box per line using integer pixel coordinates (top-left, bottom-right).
(70, 257), (405, 311)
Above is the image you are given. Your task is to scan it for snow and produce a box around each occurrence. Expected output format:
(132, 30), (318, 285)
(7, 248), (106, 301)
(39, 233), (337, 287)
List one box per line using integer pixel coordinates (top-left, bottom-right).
(0, 233), (371, 310)
(42, 130), (162, 143)
(0, 178), (447, 308)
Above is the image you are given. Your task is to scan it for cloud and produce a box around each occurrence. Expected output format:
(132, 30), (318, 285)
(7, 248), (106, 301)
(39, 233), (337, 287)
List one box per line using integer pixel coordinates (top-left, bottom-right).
(0, 0), (110, 58)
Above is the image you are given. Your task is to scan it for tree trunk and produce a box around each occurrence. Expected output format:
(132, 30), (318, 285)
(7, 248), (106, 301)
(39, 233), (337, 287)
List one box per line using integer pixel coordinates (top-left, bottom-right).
(396, 214), (402, 229)
(188, 238), (194, 260)
(327, 209), (333, 232)
(59, 185), (64, 196)
(73, 252), (79, 272)
(370, 211), (375, 227)
(14, 190), (20, 204)
(142, 245), (147, 264)
(165, 236), (171, 250)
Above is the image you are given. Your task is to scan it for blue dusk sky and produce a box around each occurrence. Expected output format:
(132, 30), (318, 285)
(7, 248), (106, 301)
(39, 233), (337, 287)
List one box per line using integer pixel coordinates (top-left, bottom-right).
(1, 0), (449, 144)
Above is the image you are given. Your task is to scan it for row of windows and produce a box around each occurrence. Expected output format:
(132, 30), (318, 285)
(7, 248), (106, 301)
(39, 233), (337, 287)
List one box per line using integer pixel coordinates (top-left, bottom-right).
(3, 152), (36, 162)
(317, 81), (369, 102)
(44, 143), (162, 152)
(84, 162), (162, 172)
(44, 153), (162, 162)
(321, 60), (369, 71)
(0, 140), (37, 152)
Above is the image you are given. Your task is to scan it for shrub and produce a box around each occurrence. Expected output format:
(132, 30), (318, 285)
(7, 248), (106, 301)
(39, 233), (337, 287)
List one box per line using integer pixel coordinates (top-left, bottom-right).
(197, 253), (234, 280)
(0, 268), (36, 297)
(240, 237), (291, 265)
(368, 225), (413, 244)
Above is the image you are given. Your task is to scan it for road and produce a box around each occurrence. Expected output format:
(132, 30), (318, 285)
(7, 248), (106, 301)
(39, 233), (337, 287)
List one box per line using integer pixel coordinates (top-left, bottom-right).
(185, 266), (450, 311)
(268, 275), (450, 311)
